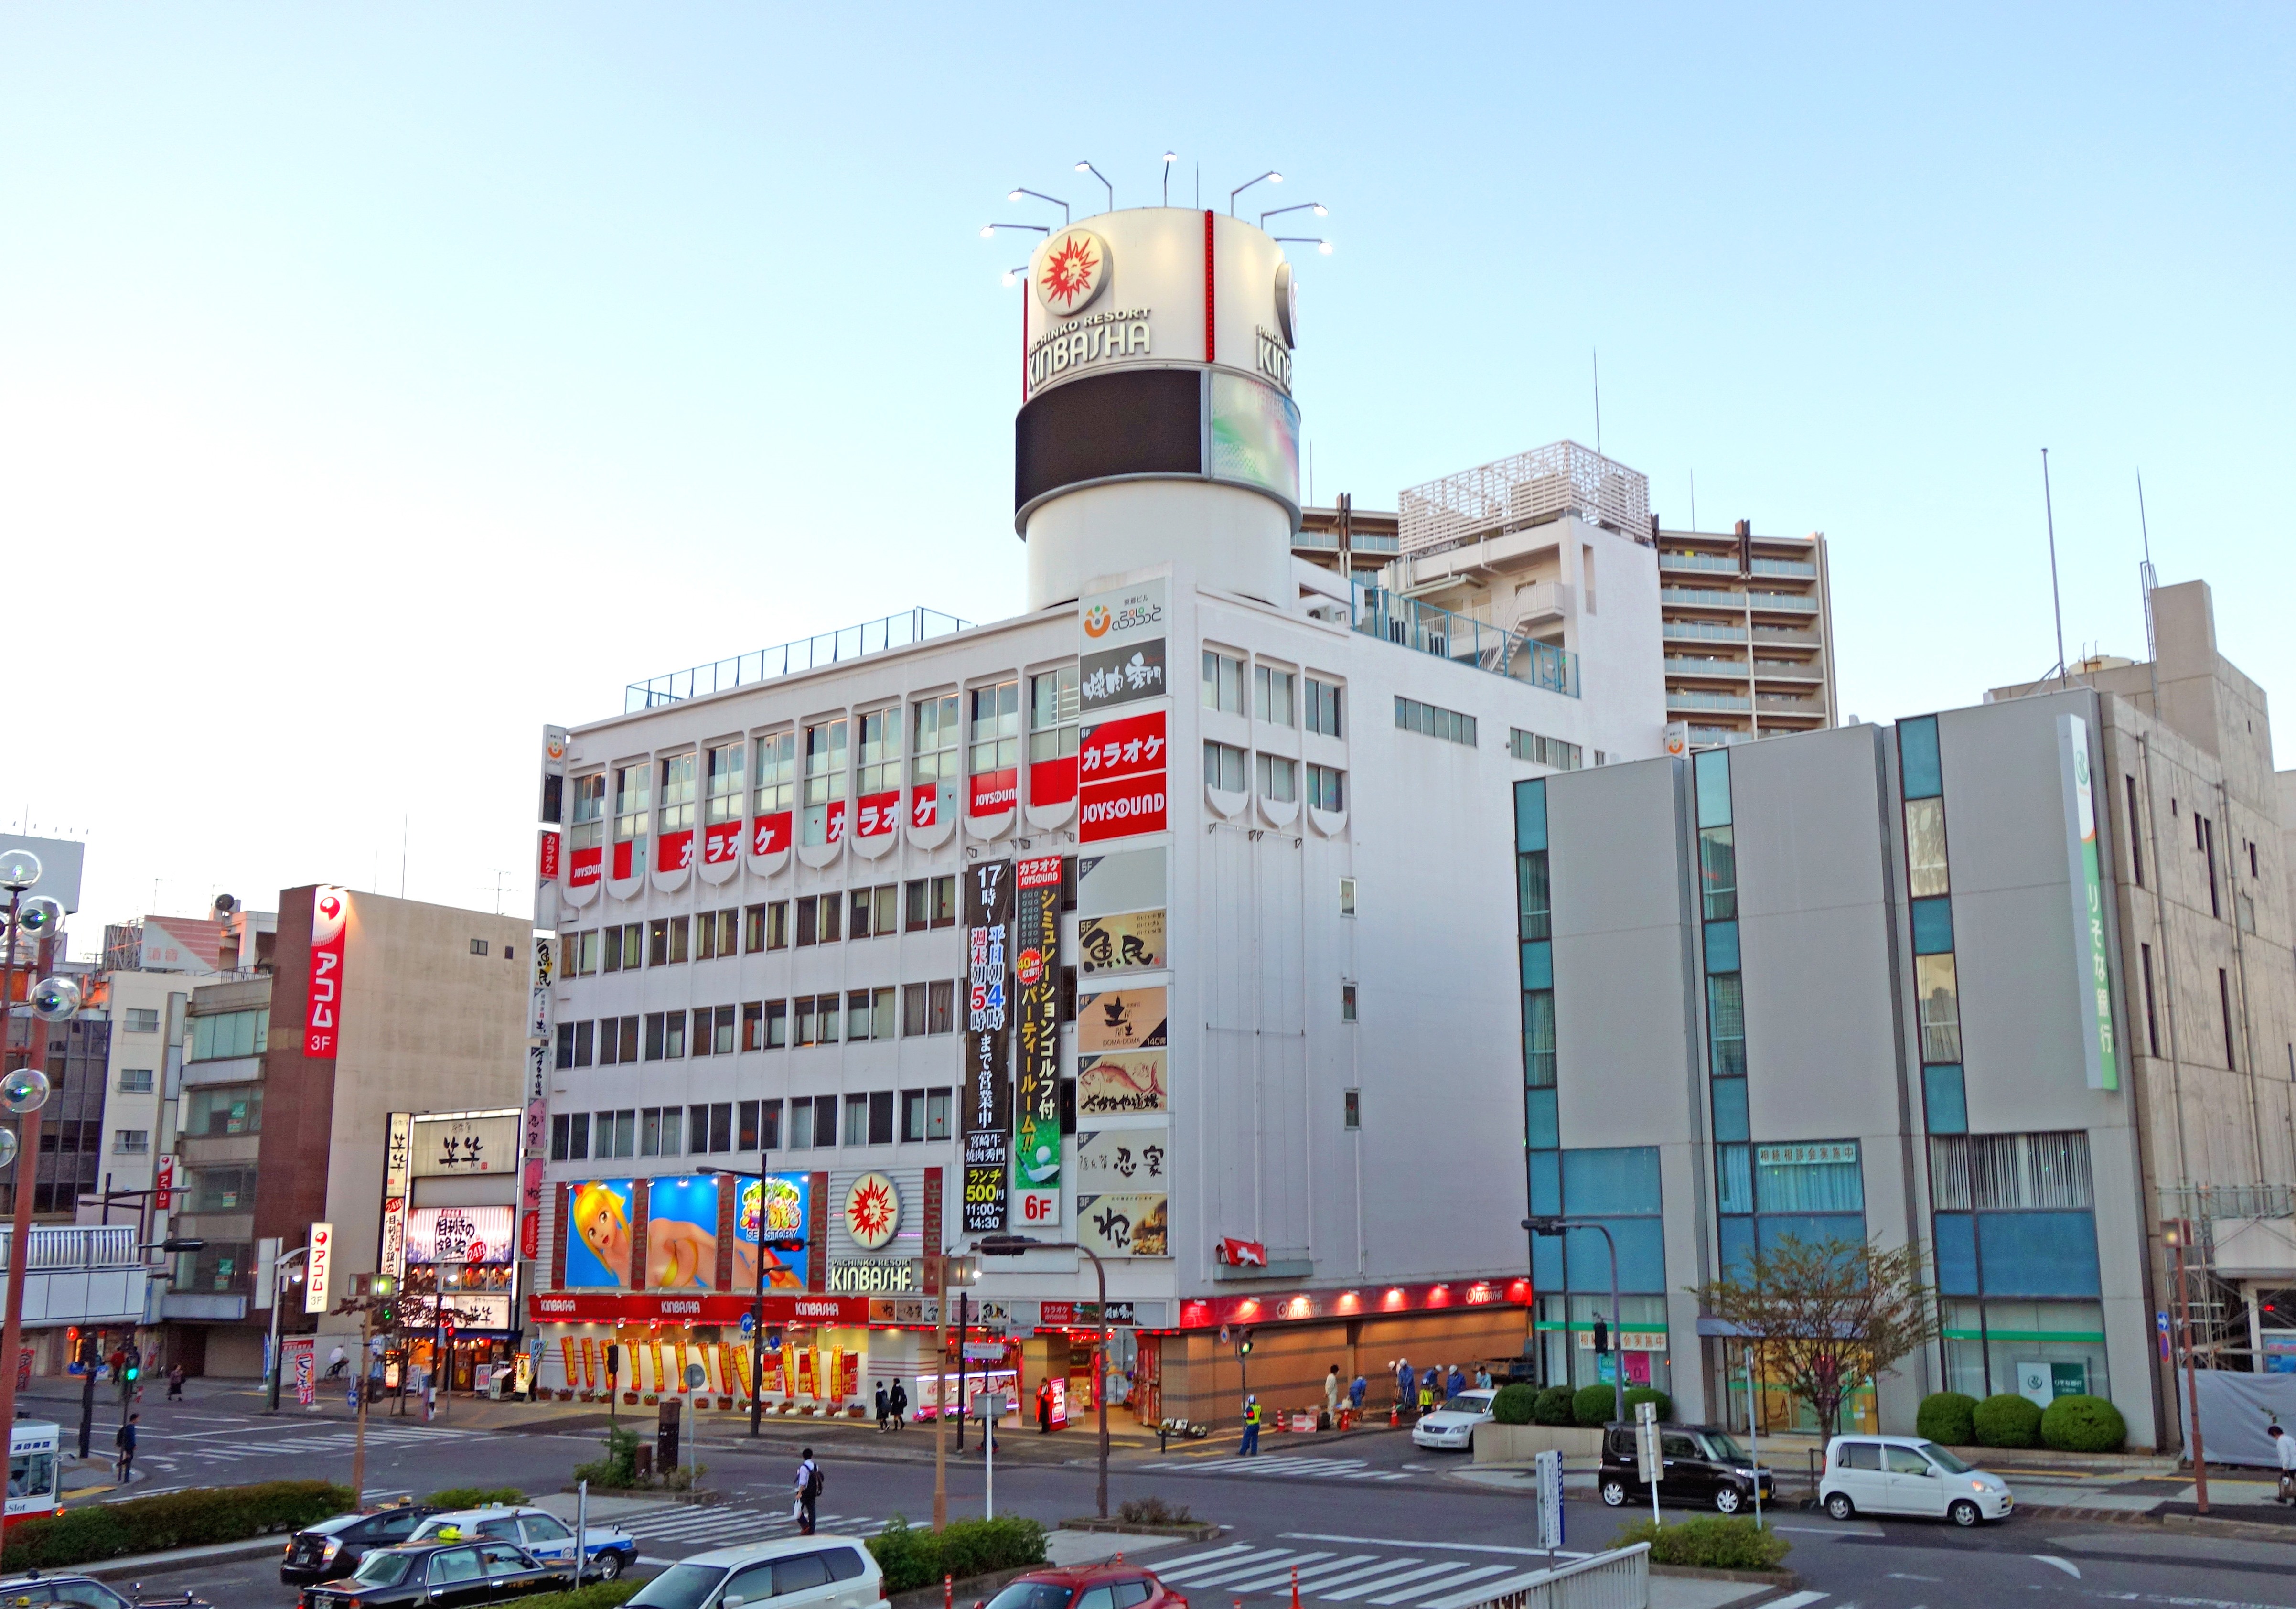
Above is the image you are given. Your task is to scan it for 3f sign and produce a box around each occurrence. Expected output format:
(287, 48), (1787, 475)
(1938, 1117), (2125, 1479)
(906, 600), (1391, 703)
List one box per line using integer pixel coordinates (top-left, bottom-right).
(305, 1221), (333, 1315)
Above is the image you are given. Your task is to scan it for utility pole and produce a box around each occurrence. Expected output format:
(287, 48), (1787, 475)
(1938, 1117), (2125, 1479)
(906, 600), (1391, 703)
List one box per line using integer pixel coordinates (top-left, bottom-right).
(2166, 1219), (2210, 1512)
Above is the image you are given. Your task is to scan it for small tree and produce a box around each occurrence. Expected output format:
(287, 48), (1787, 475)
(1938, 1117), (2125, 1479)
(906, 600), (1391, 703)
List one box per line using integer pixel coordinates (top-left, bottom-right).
(1688, 1233), (1937, 1436)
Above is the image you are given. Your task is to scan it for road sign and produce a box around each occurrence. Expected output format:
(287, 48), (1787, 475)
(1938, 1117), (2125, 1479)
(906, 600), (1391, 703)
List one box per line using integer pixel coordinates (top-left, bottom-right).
(973, 1391), (1008, 1419)
(739, 1311), (757, 1337)
(1635, 1400), (1661, 1485)
(1535, 1449), (1564, 1551)
(686, 1363), (708, 1389)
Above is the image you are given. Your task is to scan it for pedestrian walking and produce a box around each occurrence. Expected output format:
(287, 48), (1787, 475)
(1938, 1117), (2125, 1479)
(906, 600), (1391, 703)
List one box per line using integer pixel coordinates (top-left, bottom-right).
(165, 1364), (185, 1402)
(1324, 1365), (1342, 1418)
(1240, 1394), (1262, 1456)
(2275, 1423), (2296, 1505)
(888, 1379), (909, 1430)
(874, 1381), (890, 1434)
(794, 1448), (820, 1534)
(113, 1414), (139, 1482)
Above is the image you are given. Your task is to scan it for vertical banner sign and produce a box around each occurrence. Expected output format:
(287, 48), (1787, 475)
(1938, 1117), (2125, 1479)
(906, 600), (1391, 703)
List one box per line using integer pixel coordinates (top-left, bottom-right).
(380, 1112), (413, 1278)
(529, 935), (555, 1045)
(153, 1155), (174, 1212)
(962, 860), (1015, 1234)
(1077, 709), (1169, 844)
(306, 886), (349, 1057)
(922, 1167), (944, 1296)
(290, 1338), (317, 1407)
(305, 1222), (333, 1315)
(1013, 856), (1064, 1227)
(2058, 714), (2120, 1092)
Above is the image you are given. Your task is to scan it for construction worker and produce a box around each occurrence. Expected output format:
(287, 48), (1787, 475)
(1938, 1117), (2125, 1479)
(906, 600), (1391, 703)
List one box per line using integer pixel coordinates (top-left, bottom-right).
(1240, 1394), (1263, 1456)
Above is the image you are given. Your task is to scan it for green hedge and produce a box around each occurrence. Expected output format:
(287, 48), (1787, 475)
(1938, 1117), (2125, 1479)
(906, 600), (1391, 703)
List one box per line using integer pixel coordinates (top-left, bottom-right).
(2039, 1394), (2126, 1453)
(1532, 1387), (1577, 1426)
(1613, 1517), (1789, 1572)
(868, 1516), (1047, 1594)
(1490, 1384), (1539, 1425)
(427, 1487), (527, 1509)
(1, 1479), (354, 1571)
(500, 1583), (640, 1609)
(1571, 1384), (1673, 1427)
(1915, 1392), (1979, 1447)
(1973, 1393), (2042, 1448)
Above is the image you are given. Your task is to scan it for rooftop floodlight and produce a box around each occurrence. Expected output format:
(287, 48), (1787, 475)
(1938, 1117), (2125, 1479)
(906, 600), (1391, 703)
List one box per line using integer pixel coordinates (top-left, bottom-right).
(1275, 236), (1335, 255)
(1009, 187), (1071, 226)
(0, 848), (39, 893)
(1001, 264), (1028, 287)
(1259, 202), (1328, 228)
(1162, 150), (1178, 204)
(1074, 160), (1113, 212)
(1230, 170), (1281, 217)
(980, 221), (1050, 240)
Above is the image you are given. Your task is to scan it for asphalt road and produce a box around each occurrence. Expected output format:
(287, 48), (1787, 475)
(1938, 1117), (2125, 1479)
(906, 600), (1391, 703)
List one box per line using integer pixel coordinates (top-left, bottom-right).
(53, 1395), (2296, 1609)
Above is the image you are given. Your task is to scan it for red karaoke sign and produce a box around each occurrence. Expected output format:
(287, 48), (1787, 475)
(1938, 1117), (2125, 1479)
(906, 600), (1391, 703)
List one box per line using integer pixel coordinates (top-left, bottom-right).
(1077, 709), (1168, 843)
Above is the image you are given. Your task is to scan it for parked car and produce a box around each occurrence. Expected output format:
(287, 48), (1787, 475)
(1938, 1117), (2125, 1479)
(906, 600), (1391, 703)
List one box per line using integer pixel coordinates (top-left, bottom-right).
(1819, 1434), (2013, 1526)
(409, 1506), (638, 1580)
(977, 1565), (1190, 1609)
(296, 1541), (568, 1609)
(282, 1503), (440, 1585)
(1411, 1389), (1498, 1451)
(1597, 1422), (1776, 1515)
(1, 1575), (211, 1609)
(624, 1538), (884, 1609)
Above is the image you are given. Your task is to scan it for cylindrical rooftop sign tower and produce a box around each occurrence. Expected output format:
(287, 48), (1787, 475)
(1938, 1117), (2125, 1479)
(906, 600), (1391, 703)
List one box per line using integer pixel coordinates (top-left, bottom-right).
(1015, 207), (1302, 609)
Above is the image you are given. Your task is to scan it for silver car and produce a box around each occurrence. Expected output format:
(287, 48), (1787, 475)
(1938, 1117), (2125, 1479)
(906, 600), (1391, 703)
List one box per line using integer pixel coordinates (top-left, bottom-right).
(1410, 1389), (1497, 1451)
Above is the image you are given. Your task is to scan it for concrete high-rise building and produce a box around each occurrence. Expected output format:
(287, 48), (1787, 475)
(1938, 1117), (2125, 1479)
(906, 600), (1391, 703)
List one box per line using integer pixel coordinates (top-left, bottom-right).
(1653, 519), (1835, 747)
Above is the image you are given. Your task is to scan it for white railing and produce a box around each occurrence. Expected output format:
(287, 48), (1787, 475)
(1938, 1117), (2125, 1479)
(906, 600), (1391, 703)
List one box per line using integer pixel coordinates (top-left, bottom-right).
(0, 1225), (144, 1272)
(1400, 441), (1651, 556)
(1429, 1544), (1649, 1609)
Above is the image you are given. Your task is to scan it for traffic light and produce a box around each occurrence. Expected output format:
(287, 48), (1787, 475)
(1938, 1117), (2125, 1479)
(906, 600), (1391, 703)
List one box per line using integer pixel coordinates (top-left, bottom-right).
(124, 1360), (139, 1383)
(1592, 1318), (1609, 1356)
(1237, 1330), (1255, 1357)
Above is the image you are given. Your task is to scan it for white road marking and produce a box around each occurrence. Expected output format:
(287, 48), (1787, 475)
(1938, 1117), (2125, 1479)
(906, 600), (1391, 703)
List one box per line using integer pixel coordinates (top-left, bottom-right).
(2034, 1556), (2081, 1579)
(1364, 1564), (1513, 1605)
(1282, 1535), (1574, 1556)
(1756, 1594), (1829, 1609)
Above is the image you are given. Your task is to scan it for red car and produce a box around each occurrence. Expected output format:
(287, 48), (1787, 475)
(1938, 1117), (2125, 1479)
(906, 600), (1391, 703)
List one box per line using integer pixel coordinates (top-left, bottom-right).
(981, 1567), (1188, 1609)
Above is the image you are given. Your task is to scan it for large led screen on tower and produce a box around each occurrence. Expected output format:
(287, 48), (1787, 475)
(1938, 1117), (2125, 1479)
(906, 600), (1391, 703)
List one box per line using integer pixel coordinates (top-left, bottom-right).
(1015, 367), (1202, 517)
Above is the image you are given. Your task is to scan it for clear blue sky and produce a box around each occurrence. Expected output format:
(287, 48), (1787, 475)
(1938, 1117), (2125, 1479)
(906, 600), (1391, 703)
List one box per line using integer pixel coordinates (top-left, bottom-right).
(5, 4), (2289, 939)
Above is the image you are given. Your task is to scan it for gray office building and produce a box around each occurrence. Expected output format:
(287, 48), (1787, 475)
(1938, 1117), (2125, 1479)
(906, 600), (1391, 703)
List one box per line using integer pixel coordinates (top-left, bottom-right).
(1517, 581), (2293, 1451)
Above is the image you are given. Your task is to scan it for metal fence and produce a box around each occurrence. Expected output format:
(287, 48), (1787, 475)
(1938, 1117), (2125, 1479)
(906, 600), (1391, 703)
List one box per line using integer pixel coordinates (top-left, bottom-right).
(0, 1225), (143, 1272)
(1438, 1544), (1649, 1609)
(1399, 440), (1651, 557)
(625, 608), (971, 712)
(1352, 584), (1579, 697)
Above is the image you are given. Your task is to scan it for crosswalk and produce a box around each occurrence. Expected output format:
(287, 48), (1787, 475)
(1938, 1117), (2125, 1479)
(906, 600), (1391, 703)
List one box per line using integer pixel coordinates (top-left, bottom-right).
(1143, 1542), (1577, 1607)
(139, 1424), (498, 1473)
(1136, 1455), (1413, 1483)
(618, 1503), (890, 1557)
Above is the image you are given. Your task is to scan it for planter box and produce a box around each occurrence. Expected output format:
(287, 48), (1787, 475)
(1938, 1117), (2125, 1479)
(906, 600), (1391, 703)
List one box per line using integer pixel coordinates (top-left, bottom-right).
(1472, 1422), (1604, 1464)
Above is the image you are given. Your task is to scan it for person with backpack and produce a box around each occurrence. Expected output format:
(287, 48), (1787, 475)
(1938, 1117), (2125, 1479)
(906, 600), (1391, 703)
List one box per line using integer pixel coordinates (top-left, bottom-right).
(874, 1381), (890, 1434)
(888, 1378), (909, 1431)
(114, 1413), (139, 1482)
(794, 1448), (820, 1534)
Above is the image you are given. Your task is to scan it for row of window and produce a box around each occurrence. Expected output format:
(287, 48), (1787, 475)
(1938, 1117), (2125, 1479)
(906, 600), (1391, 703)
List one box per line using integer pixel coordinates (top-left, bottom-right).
(559, 881), (965, 977)
(1508, 728), (1583, 770)
(1201, 652), (1345, 737)
(1201, 743), (1345, 809)
(1396, 697), (1476, 747)
(188, 1008), (268, 1063)
(553, 977), (1038, 1068)
(550, 1087), (964, 1160)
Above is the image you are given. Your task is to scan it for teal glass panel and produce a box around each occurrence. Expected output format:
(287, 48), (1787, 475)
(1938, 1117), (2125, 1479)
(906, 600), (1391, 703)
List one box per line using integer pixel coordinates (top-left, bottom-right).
(1899, 716), (1943, 800)
(1520, 940), (1554, 991)
(1567, 1219), (1665, 1293)
(1525, 1088), (1559, 1149)
(1720, 1217), (1756, 1281)
(1529, 1150), (1561, 1215)
(1934, 1212), (1978, 1295)
(1977, 1211), (2101, 1298)
(1532, 1233), (1565, 1292)
(1711, 1077), (1749, 1142)
(1704, 921), (1739, 974)
(1910, 896), (1954, 955)
(1515, 778), (1548, 853)
(1562, 1147), (1662, 1215)
(1523, 989), (1557, 1088)
(1694, 749), (1733, 828)
(1923, 1065), (1967, 1135)
(1717, 1142), (1752, 1212)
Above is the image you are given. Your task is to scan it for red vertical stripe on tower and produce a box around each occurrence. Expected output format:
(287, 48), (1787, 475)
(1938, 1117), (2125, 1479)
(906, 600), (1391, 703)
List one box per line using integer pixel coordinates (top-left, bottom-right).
(1203, 210), (1216, 362)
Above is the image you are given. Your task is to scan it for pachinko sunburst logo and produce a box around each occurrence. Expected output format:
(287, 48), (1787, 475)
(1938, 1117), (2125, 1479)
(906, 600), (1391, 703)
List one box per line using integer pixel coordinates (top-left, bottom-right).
(1037, 228), (1109, 316)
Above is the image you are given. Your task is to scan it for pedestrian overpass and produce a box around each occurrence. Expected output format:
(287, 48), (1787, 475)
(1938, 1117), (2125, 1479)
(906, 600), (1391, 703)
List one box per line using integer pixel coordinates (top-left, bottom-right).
(0, 1225), (155, 1327)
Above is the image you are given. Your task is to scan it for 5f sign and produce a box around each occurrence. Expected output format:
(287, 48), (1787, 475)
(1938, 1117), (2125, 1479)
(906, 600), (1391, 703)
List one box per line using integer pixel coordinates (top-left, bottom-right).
(304, 1222), (333, 1315)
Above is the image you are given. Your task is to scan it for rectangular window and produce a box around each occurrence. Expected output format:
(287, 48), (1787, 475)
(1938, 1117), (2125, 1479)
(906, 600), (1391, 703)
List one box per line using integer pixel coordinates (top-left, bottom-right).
(796, 898), (817, 947)
(869, 1090), (895, 1146)
(1306, 763), (1344, 812)
(819, 893), (842, 941)
(555, 1112), (590, 1161)
(118, 1067), (155, 1094)
(613, 763), (650, 871)
(1202, 651), (1244, 714)
(1916, 952), (1963, 1063)
(2203, 816), (2220, 918)
(189, 1008), (269, 1061)
(849, 888), (873, 938)
(901, 1088), (955, 1142)
(659, 751), (697, 838)
(741, 1000), (765, 1051)
(754, 730), (796, 816)
(695, 910), (719, 961)
(1523, 989), (1556, 1088)
(1898, 714), (1943, 799)
(1753, 1140), (1864, 1213)
(600, 923), (624, 972)
(2140, 944), (2159, 1056)
(709, 1005), (736, 1056)
(902, 983), (928, 1037)
(1203, 740), (1246, 792)
(706, 741), (745, 826)
(1255, 752), (1297, 803)
(640, 1106), (682, 1158)
(1341, 983), (1358, 1023)
(844, 1094), (869, 1147)
(1030, 666), (1081, 762)
(2124, 776), (2143, 886)
(1253, 665), (1296, 726)
(802, 719), (849, 847)
(1910, 896), (1955, 955)
(572, 929), (599, 976)
(594, 1110), (636, 1160)
(857, 706), (904, 794)
(765, 999), (789, 1049)
(1305, 676), (1343, 737)
(1707, 974), (1746, 1078)
(932, 874), (956, 927)
(1694, 748), (1733, 828)
(595, 1014), (627, 1065)
(2221, 967), (2237, 1070)
(123, 1008), (161, 1034)
(1394, 696), (1476, 746)
(927, 979), (955, 1034)
(1507, 729), (1582, 770)
(1518, 850), (1551, 940)
(569, 773), (606, 856)
(790, 1099), (815, 1149)
(187, 1084), (265, 1137)
(1339, 876), (1356, 917)
(1905, 796), (1950, 897)
(1344, 1089), (1361, 1130)
(573, 1020), (594, 1068)
(969, 679), (1021, 775)
(872, 884), (898, 935)
(644, 1010), (687, 1061)
(1698, 826), (1737, 921)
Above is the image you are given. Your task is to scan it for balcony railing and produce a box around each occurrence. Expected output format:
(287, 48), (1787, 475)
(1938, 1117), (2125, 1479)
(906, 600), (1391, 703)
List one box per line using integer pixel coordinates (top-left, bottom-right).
(1747, 591), (1818, 612)
(1666, 657), (1749, 677)
(1659, 551), (1736, 573)
(1294, 531), (1401, 555)
(0, 1225), (144, 1272)
(1663, 620), (1748, 644)
(1351, 584), (1579, 697)
(1750, 557), (1817, 578)
(1669, 689), (1751, 711)
(1758, 695), (1824, 714)
(1661, 587), (1745, 609)
(626, 608), (971, 712)
(1752, 660), (1824, 681)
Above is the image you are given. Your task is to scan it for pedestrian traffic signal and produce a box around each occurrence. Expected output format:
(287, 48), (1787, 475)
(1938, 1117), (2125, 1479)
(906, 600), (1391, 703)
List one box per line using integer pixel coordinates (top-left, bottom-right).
(124, 1361), (139, 1382)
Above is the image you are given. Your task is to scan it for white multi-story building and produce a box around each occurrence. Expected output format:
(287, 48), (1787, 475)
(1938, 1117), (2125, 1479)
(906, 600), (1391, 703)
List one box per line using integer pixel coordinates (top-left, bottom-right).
(528, 205), (1668, 1427)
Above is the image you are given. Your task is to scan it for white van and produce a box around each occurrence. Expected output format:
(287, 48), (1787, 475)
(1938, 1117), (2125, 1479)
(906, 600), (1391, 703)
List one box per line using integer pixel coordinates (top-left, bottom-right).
(1820, 1434), (2013, 1526)
(624, 1537), (883, 1609)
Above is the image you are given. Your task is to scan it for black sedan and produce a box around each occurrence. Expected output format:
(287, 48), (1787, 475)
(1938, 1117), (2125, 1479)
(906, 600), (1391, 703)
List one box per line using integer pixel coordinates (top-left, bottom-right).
(299, 1542), (570, 1609)
(0, 1577), (211, 1609)
(282, 1505), (440, 1585)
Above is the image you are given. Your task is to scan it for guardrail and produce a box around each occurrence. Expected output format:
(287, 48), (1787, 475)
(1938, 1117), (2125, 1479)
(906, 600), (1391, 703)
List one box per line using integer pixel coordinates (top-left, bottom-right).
(0, 1225), (144, 1272)
(1436, 1544), (1649, 1609)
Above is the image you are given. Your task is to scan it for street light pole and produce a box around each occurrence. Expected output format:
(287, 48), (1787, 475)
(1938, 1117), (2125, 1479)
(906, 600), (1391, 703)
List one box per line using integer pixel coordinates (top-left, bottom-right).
(977, 1234), (1113, 1520)
(699, 1162), (782, 1438)
(0, 928), (59, 1438)
(265, 1245), (311, 1412)
(1524, 1217), (1623, 1427)
(2166, 1219), (2210, 1512)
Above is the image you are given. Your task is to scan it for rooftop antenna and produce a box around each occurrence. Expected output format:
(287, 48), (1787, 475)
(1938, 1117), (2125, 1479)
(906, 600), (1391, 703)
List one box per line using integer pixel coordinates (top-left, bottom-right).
(1690, 468), (1696, 533)
(1592, 350), (1602, 458)
(2137, 467), (2158, 662)
(2042, 448), (2068, 690)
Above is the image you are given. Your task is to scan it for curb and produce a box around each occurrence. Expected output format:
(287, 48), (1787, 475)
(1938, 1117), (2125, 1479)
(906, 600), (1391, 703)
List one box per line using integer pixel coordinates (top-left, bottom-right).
(1648, 1564), (1801, 1590)
(80, 1538), (296, 1580)
(2159, 1510), (2296, 1543)
(1060, 1520), (1222, 1542)
(888, 1566), (1041, 1609)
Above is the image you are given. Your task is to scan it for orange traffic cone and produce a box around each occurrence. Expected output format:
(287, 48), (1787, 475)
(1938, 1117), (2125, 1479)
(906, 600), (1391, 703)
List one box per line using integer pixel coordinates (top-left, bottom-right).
(1290, 1567), (1301, 1609)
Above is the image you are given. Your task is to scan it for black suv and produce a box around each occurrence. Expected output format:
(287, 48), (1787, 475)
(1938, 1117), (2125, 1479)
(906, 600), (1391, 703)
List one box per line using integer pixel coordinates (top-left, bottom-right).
(1597, 1421), (1775, 1515)
(282, 1506), (440, 1586)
